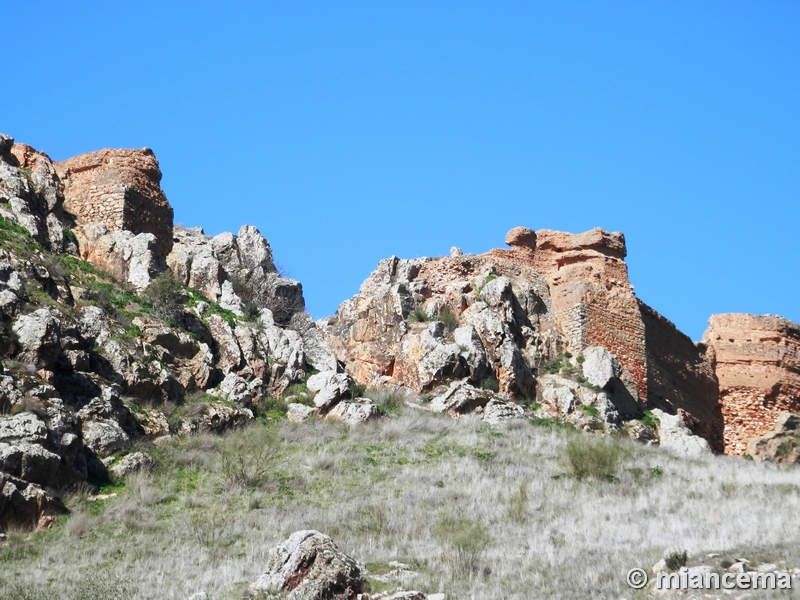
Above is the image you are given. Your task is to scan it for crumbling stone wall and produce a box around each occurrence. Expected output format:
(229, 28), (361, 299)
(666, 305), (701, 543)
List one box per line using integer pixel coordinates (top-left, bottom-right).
(490, 227), (648, 400)
(703, 314), (800, 455)
(56, 148), (174, 257)
(640, 302), (723, 451)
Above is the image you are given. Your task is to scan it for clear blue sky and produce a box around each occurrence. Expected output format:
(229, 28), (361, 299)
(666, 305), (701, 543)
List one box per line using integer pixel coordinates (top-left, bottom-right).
(4, 1), (798, 340)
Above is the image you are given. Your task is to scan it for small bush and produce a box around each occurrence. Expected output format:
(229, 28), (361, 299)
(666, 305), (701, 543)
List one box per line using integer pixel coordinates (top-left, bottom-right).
(219, 425), (279, 490)
(564, 436), (622, 482)
(434, 515), (491, 575)
(665, 549), (688, 572)
(479, 376), (500, 393)
(437, 306), (458, 333)
(366, 387), (405, 417)
(579, 404), (600, 418)
(408, 306), (428, 323)
(640, 410), (659, 430)
(141, 271), (186, 322)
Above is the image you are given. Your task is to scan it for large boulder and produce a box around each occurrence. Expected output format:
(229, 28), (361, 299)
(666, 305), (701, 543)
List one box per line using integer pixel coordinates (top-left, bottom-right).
(651, 408), (711, 457)
(250, 530), (365, 600)
(0, 472), (67, 531)
(325, 398), (379, 425)
(307, 371), (353, 412)
(0, 442), (60, 488)
(12, 309), (62, 369)
(430, 382), (492, 416)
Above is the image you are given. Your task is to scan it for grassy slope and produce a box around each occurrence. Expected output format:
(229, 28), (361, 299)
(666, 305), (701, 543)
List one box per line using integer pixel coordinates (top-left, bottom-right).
(1, 409), (800, 600)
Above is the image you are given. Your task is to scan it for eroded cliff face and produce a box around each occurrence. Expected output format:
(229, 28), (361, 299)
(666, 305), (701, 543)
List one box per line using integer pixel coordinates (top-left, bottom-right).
(703, 314), (800, 455)
(320, 226), (736, 449)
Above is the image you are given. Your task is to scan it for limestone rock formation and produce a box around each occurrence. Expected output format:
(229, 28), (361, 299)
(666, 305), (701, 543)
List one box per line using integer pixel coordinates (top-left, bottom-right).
(251, 530), (365, 599)
(703, 314), (800, 455)
(746, 412), (800, 464)
(650, 408), (712, 457)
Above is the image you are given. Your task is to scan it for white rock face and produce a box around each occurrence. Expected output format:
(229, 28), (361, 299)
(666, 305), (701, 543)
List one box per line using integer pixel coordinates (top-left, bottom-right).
(651, 408), (711, 457)
(307, 371), (353, 412)
(12, 308), (61, 368)
(287, 403), (315, 423)
(483, 398), (525, 424)
(430, 382), (491, 415)
(109, 451), (155, 480)
(581, 346), (621, 389)
(325, 398), (379, 425)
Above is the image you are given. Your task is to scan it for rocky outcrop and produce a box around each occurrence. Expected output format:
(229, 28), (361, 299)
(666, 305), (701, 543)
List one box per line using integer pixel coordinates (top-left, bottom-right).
(0, 137), (68, 252)
(250, 530), (365, 599)
(746, 412), (800, 464)
(650, 408), (712, 457)
(703, 314), (800, 455)
(0, 472), (67, 530)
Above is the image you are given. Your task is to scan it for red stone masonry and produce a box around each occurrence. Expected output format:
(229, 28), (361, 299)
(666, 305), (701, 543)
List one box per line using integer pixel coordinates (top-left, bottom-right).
(488, 227), (649, 399)
(56, 148), (174, 256)
(703, 314), (800, 454)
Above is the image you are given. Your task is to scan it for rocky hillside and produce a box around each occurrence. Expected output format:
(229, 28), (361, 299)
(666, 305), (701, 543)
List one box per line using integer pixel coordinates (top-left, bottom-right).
(0, 134), (342, 530)
(1, 132), (799, 540)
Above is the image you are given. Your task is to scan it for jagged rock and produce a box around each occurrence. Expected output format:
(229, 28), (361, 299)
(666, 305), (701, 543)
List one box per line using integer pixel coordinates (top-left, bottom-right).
(623, 420), (658, 444)
(0, 442), (60, 487)
(453, 325), (492, 384)
(746, 412), (800, 464)
(504, 226), (537, 250)
(216, 372), (261, 408)
(287, 403), (315, 423)
(291, 312), (338, 372)
(581, 346), (621, 389)
(0, 413), (49, 445)
(206, 314), (244, 374)
(307, 371), (353, 412)
(450, 246), (463, 257)
(251, 530), (365, 599)
(133, 408), (170, 437)
(74, 224), (166, 290)
(651, 408), (711, 457)
(0, 140), (67, 251)
(483, 398), (525, 424)
(82, 419), (129, 455)
(0, 472), (67, 531)
(538, 374), (619, 429)
(109, 452), (154, 480)
(325, 398), (379, 425)
(178, 403), (253, 435)
(168, 226), (225, 302)
(12, 308), (61, 369)
(430, 382), (491, 415)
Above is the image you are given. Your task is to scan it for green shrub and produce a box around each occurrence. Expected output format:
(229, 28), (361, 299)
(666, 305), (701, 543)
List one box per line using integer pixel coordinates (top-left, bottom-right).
(219, 425), (280, 490)
(434, 515), (491, 575)
(408, 306), (428, 323)
(640, 410), (659, 430)
(479, 376), (500, 393)
(366, 387), (405, 417)
(579, 404), (600, 418)
(437, 306), (458, 333)
(564, 436), (622, 482)
(141, 271), (186, 322)
(665, 549), (688, 572)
